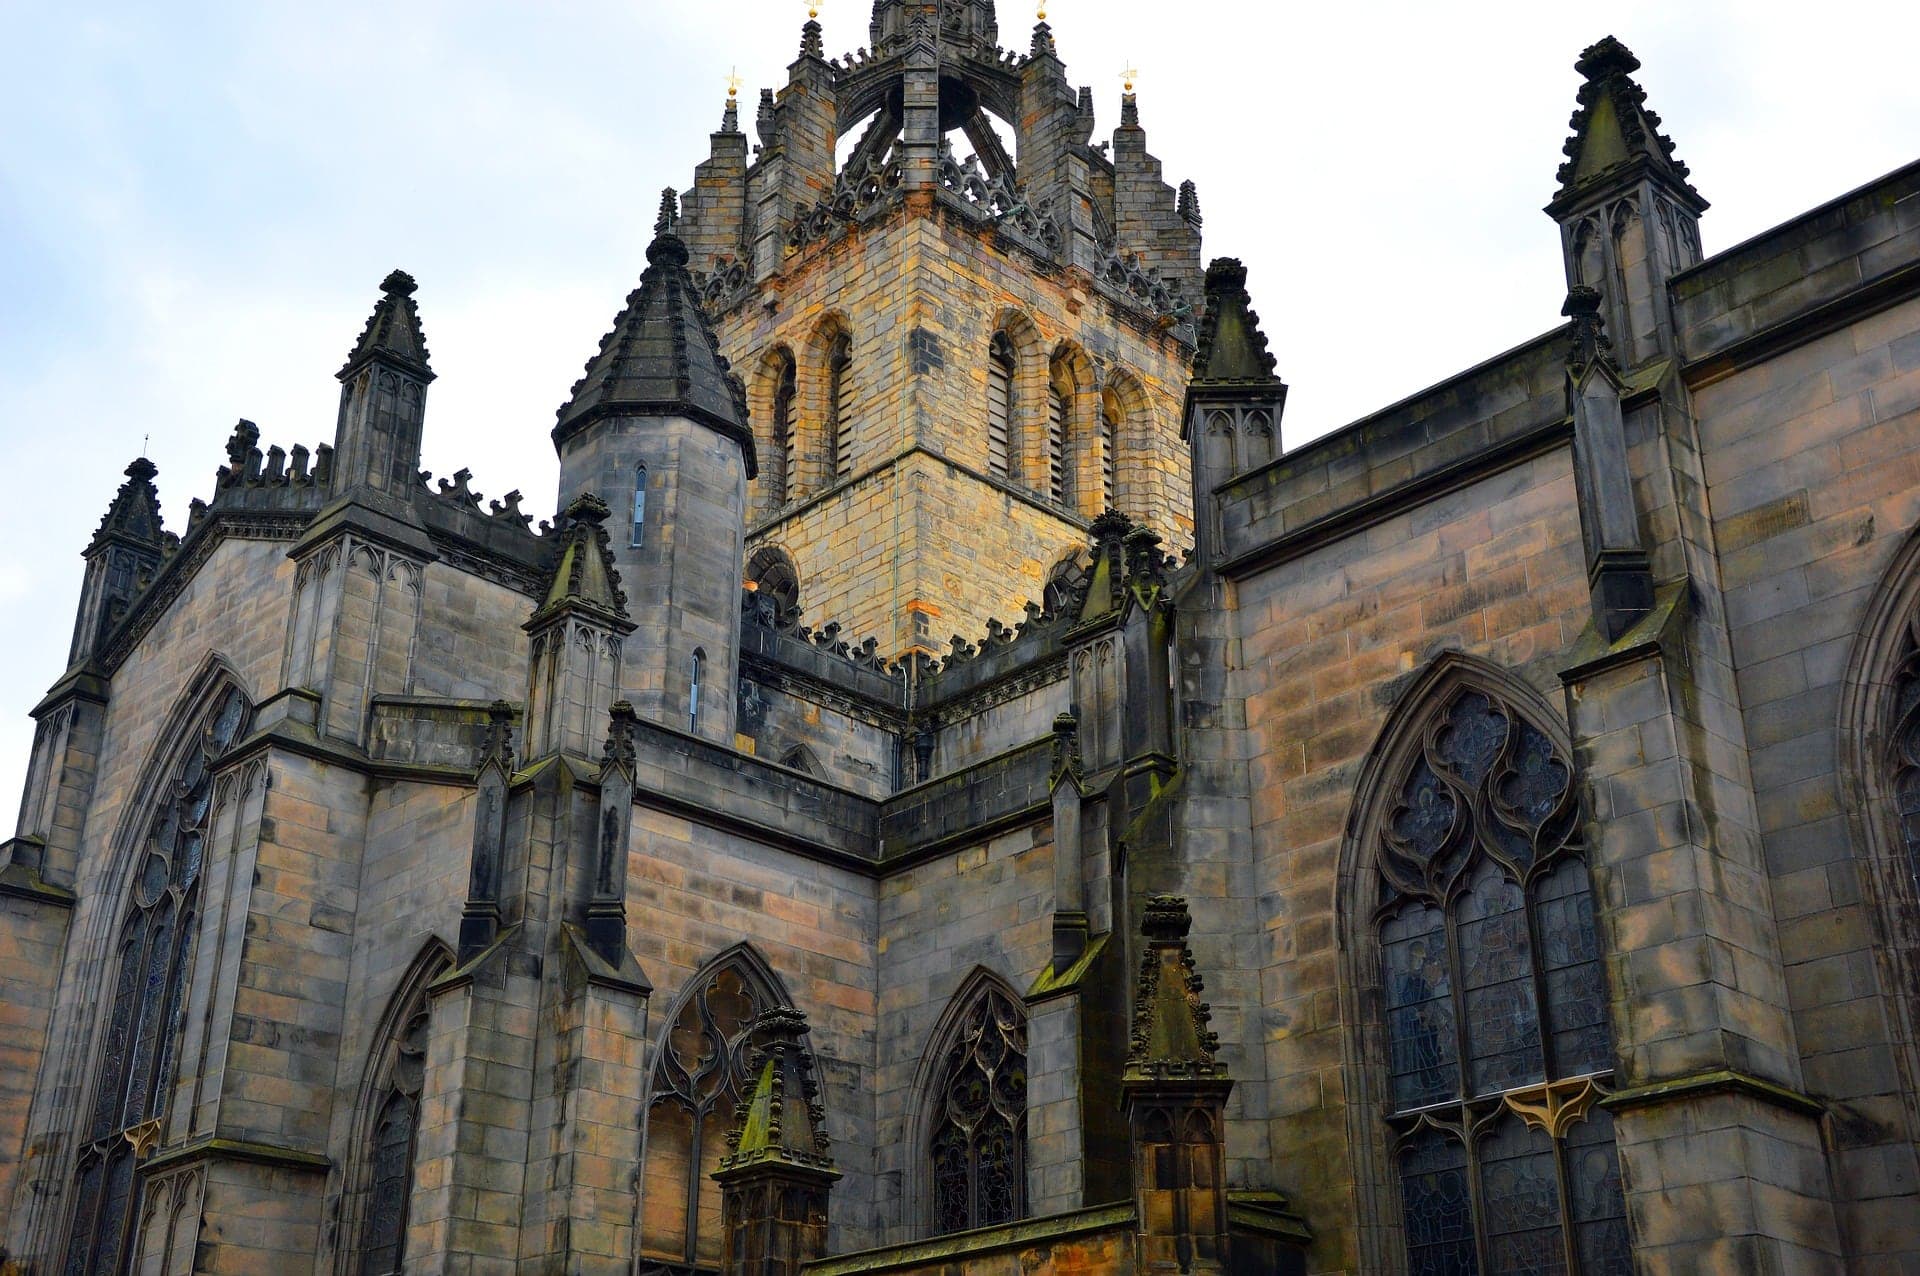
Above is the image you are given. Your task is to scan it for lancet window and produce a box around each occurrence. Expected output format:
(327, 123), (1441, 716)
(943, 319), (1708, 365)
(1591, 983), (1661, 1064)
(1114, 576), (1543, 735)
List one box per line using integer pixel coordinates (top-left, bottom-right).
(768, 349), (797, 507)
(1046, 378), (1068, 506)
(987, 331), (1015, 480)
(639, 955), (786, 1275)
(350, 949), (446, 1276)
(62, 685), (250, 1276)
(688, 649), (705, 733)
(1099, 395), (1119, 515)
(1885, 612), (1920, 901)
(925, 979), (1028, 1236)
(632, 463), (649, 548)
(1372, 685), (1630, 1275)
(828, 332), (854, 481)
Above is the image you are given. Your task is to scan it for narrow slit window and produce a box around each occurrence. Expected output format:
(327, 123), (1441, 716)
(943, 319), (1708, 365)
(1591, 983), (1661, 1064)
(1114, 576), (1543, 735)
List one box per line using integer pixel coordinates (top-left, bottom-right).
(631, 463), (648, 549)
(689, 648), (705, 733)
(1047, 381), (1067, 505)
(829, 333), (854, 481)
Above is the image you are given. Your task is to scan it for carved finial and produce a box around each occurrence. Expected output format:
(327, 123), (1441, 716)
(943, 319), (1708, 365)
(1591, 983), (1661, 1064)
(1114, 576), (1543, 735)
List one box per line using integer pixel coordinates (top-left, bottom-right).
(722, 96), (740, 132)
(800, 17), (824, 58)
(1120, 91), (1139, 128)
(380, 269), (418, 297)
(225, 419), (260, 468)
(604, 700), (638, 770)
(1030, 20), (1055, 57)
(1562, 285), (1612, 374)
(654, 187), (680, 236)
(1178, 179), (1202, 228)
(481, 700), (516, 772)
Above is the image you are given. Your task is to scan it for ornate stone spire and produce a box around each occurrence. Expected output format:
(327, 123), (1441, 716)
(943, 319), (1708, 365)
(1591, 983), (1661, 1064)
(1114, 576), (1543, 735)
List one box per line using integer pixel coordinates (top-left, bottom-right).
(1125, 895), (1229, 1083)
(1550, 35), (1704, 215)
(339, 268), (433, 381)
(89, 457), (167, 551)
(719, 1007), (837, 1175)
(552, 190), (754, 472)
(1178, 179), (1202, 229)
(1192, 259), (1279, 387)
(530, 494), (631, 628)
(799, 17), (825, 59)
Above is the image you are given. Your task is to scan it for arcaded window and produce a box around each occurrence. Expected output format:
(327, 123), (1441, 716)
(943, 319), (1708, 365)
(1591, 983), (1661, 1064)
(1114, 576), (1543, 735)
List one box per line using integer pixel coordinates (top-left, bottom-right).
(350, 946), (448, 1276)
(987, 331), (1015, 479)
(632, 462), (649, 548)
(63, 685), (249, 1276)
(1374, 685), (1630, 1275)
(639, 952), (788, 1275)
(1098, 392), (1120, 515)
(828, 331), (854, 481)
(1046, 373), (1068, 505)
(925, 977), (1028, 1235)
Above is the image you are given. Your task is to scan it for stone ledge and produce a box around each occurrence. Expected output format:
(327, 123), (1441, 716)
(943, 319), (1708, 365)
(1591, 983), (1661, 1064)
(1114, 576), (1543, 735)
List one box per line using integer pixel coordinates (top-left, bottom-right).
(803, 1202), (1136, 1275)
(143, 1135), (331, 1176)
(1603, 1068), (1826, 1121)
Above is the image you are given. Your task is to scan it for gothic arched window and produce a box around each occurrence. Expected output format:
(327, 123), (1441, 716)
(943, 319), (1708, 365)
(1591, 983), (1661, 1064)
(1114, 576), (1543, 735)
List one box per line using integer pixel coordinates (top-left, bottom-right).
(987, 331), (1015, 480)
(1886, 612), (1920, 901)
(632, 463), (649, 549)
(771, 349), (797, 506)
(1046, 367), (1070, 506)
(1098, 392), (1120, 515)
(63, 684), (249, 1276)
(828, 332), (854, 481)
(925, 977), (1028, 1236)
(746, 545), (802, 618)
(348, 945), (447, 1276)
(639, 952), (788, 1275)
(1372, 684), (1630, 1275)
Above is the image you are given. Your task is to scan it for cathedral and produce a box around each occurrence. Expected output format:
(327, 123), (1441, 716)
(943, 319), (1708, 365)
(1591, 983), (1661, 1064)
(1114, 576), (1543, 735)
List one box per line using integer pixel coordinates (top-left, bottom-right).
(6, 2), (1920, 1272)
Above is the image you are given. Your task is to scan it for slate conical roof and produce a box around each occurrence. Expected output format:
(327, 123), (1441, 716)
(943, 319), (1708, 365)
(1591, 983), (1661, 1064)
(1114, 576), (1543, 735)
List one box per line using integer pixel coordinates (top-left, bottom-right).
(553, 191), (756, 475)
(339, 270), (434, 381)
(88, 457), (167, 551)
(1192, 258), (1280, 388)
(1549, 36), (1705, 215)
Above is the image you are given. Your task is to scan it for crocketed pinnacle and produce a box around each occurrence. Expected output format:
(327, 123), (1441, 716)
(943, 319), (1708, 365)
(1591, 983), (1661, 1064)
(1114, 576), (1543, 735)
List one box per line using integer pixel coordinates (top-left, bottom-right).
(1550, 35), (1705, 214)
(553, 190), (756, 474)
(89, 457), (167, 550)
(1124, 895), (1230, 1084)
(1192, 258), (1280, 386)
(716, 1007), (838, 1178)
(339, 269), (434, 381)
(529, 493), (631, 629)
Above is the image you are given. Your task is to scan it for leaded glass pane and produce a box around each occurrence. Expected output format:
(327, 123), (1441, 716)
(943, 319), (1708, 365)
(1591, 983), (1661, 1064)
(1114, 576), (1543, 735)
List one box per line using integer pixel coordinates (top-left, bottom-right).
(1535, 861), (1611, 1077)
(1455, 862), (1544, 1096)
(1398, 1126), (1476, 1276)
(1566, 1110), (1632, 1276)
(927, 983), (1027, 1234)
(1382, 903), (1458, 1110)
(1478, 1112), (1565, 1275)
(361, 1092), (415, 1276)
(1436, 691), (1506, 787)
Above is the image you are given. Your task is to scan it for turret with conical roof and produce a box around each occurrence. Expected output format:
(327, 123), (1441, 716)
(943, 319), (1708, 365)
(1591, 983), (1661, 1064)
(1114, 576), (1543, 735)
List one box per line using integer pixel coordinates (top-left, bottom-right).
(1547, 36), (1706, 366)
(554, 192), (752, 745)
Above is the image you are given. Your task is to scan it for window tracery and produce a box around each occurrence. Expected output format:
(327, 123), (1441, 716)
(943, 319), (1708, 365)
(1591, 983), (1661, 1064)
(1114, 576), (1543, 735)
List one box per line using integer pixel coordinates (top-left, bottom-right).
(925, 979), (1027, 1235)
(640, 956), (784, 1275)
(63, 685), (249, 1276)
(1373, 685), (1629, 1275)
(1885, 611), (1920, 901)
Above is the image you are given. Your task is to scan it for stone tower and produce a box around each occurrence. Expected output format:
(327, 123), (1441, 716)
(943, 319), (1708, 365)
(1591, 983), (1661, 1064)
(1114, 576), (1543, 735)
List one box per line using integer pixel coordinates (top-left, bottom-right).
(677, 0), (1204, 655)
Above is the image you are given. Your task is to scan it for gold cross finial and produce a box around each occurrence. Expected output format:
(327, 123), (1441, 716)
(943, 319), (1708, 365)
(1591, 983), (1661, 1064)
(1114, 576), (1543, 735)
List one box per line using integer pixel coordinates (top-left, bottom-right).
(1037, 2), (1047, 18)
(1121, 61), (1138, 93)
(726, 67), (742, 99)
(808, 0), (821, 16)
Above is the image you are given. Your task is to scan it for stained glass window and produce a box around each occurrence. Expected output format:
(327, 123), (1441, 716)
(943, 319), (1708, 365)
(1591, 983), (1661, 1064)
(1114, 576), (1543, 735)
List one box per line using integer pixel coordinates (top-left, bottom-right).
(1374, 684), (1630, 1274)
(354, 957), (441, 1276)
(64, 686), (248, 1276)
(1886, 613), (1920, 901)
(640, 957), (783, 1274)
(927, 981), (1027, 1235)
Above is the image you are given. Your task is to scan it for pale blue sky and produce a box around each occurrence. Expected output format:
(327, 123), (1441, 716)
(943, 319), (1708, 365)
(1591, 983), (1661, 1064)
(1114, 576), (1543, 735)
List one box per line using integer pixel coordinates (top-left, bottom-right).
(2, 0), (1917, 808)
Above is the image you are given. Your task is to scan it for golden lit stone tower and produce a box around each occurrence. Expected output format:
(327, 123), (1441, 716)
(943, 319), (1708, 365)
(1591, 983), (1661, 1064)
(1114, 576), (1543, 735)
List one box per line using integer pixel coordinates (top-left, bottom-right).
(676, 0), (1202, 654)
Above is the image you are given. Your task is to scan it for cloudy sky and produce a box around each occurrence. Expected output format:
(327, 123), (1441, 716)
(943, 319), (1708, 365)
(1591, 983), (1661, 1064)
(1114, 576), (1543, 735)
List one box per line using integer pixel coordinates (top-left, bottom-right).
(1, 0), (1917, 807)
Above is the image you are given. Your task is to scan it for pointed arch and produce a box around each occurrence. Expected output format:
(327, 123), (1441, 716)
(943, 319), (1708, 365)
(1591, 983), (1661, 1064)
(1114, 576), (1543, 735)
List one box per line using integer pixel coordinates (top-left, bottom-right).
(751, 345), (799, 516)
(638, 943), (796, 1272)
(988, 310), (1045, 484)
(57, 661), (254, 1276)
(1334, 652), (1629, 1275)
(908, 966), (1029, 1237)
(1836, 520), (1920, 1107)
(746, 544), (802, 618)
(1101, 367), (1151, 521)
(802, 314), (855, 495)
(337, 939), (453, 1276)
(1047, 341), (1094, 512)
